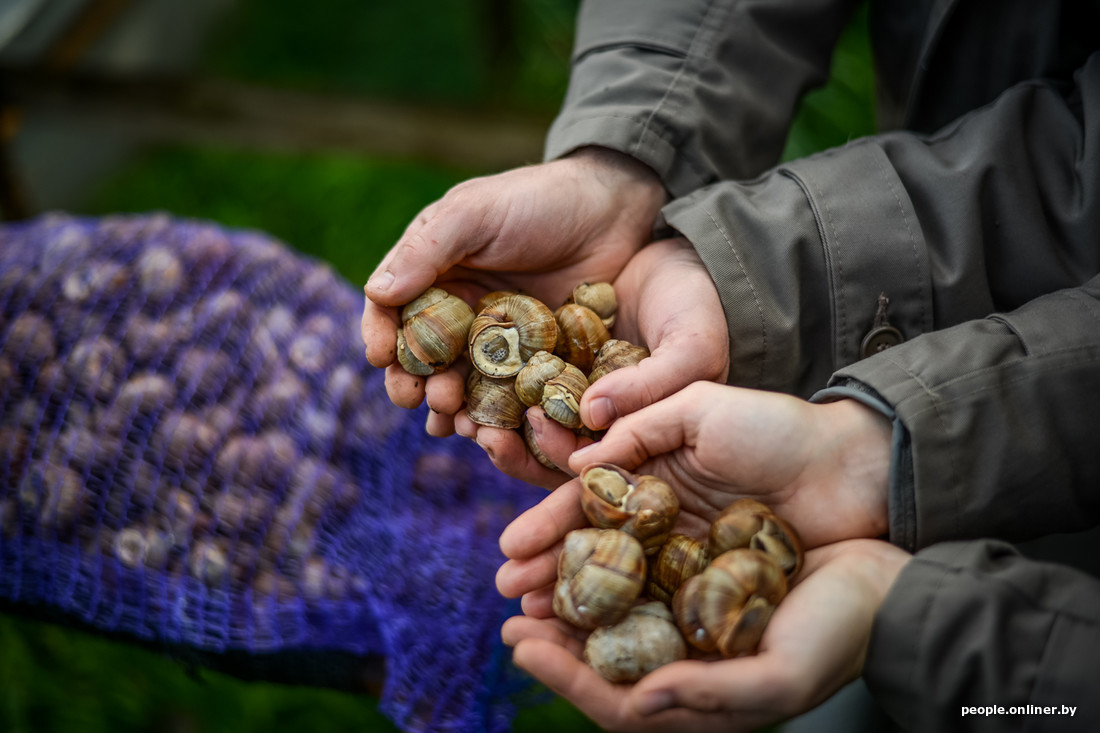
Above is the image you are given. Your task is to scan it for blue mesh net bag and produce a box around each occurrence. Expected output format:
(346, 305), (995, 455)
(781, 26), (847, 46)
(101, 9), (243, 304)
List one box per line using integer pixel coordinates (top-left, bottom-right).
(0, 212), (547, 732)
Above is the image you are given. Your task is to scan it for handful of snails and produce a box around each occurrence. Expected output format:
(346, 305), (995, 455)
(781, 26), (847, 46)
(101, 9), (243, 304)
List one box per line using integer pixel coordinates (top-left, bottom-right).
(394, 282), (650, 468)
(556, 463), (804, 682)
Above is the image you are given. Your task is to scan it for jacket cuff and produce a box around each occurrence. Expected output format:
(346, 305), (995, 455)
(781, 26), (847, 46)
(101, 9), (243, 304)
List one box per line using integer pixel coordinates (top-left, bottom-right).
(661, 140), (933, 397)
(865, 540), (1100, 732)
(811, 382), (918, 550)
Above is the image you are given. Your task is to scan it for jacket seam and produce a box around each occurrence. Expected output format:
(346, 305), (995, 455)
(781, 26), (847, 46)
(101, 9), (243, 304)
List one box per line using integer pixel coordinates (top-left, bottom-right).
(872, 144), (928, 334)
(701, 204), (768, 388)
(633, 0), (729, 177)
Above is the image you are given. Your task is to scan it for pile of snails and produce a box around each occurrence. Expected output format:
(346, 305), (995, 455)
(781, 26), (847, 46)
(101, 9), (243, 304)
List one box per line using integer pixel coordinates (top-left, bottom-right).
(556, 463), (804, 682)
(394, 283), (649, 467)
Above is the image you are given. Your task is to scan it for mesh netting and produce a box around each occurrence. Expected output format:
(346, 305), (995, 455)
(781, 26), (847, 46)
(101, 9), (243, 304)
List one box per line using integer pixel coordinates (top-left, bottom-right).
(0, 212), (546, 732)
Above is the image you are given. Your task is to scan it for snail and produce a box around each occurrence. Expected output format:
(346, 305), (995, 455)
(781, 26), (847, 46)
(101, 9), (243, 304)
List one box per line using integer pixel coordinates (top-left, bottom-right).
(566, 282), (618, 329)
(553, 527), (646, 630)
(645, 533), (710, 605)
(553, 303), (610, 374)
(400, 287), (475, 373)
(465, 371), (525, 429)
(708, 498), (804, 578)
(468, 293), (558, 378)
(588, 339), (650, 384)
(672, 547), (788, 658)
(584, 601), (686, 682)
(579, 463), (679, 555)
(515, 351), (588, 429)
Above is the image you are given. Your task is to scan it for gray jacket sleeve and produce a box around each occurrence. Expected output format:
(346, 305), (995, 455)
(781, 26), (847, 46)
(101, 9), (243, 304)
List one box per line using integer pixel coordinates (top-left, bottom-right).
(662, 51), (1100, 398)
(864, 540), (1100, 733)
(544, 0), (862, 196)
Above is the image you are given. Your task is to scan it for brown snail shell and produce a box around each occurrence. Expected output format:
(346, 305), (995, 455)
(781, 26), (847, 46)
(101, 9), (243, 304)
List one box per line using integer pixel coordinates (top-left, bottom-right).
(464, 371), (525, 429)
(580, 464), (679, 555)
(396, 329), (434, 377)
(588, 339), (650, 384)
(567, 282), (618, 329)
(553, 528), (646, 630)
(514, 351), (567, 407)
(673, 548), (787, 657)
(646, 534), (710, 604)
(708, 498), (804, 578)
(468, 293), (558, 378)
(553, 303), (610, 374)
(401, 287), (475, 372)
(584, 601), (687, 682)
(476, 290), (517, 313)
(540, 362), (588, 430)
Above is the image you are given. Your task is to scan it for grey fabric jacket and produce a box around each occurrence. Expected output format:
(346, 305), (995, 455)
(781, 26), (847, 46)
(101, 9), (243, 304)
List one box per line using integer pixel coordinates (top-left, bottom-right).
(545, 0), (1100, 729)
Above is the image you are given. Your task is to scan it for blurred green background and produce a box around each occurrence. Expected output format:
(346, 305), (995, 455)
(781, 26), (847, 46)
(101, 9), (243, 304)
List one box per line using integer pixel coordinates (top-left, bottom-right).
(0, 0), (874, 730)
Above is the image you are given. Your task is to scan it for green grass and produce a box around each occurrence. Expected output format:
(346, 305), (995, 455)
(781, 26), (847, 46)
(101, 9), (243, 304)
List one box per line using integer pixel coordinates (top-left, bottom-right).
(5, 0), (874, 731)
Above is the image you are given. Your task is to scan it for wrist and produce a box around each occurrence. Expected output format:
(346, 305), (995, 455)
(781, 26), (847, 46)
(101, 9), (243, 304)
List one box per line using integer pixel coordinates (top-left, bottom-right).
(812, 399), (892, 541)
(566, 146), (667, 209)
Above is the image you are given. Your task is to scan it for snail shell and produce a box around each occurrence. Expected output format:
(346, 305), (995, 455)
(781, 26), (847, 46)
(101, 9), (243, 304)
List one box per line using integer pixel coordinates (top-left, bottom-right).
(553, 303), (610, 374)
(584, 601), (687, 682)
(464, 371), (525, 429)
(540, 362), (588, 429)
(646, 533), (710, 604)
(588, 339), (650, 384)
(553, 528), (646, 630)
(567, 282), (618, 329)
(468, 293), (558, 377)
(396, 329), (434, 377)
(673, 548), (787, 658)
(708, 498), (804, 578)
(580, 463), (679, 554)
(401, 287), (475, 372)
(514, 351), (567, 407)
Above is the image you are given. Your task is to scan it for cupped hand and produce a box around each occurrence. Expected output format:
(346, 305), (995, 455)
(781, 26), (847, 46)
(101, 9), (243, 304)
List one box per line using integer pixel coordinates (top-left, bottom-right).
(566, 382), (893, 548)
(361, 146), (666, 424)
(455, 237), (730, 489)
(499, 539), (911, 733)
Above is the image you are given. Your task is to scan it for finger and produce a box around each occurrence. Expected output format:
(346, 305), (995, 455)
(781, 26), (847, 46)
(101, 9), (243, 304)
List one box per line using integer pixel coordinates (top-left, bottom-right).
(501, 615), (585, 657)
(474, 425), (568, 490)
(496, 550), (559, 599)
(520, 586), (556, 619)
(629, 656), (789, 721)
(454, 409), (479, 439)
(384, 363), (427, 409)
(569, 383), (715, 473)
(424, 408), (455, 438)
(365, 196), (488, 307)
(580, 334), (725, 430)
(499, 478), (585, 559)
(361, 295), (400, 368)
(424, 363), (468, 416)
(524, 407), (590, 474)
(511, 638), (638, 731)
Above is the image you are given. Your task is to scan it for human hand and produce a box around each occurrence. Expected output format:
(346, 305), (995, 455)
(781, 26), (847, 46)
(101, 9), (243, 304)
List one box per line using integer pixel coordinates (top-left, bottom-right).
(453, 237), (730, 489)
(560, 381), (893, 546)
(498, 539), (911, 733)
(360, 146), (666, 432)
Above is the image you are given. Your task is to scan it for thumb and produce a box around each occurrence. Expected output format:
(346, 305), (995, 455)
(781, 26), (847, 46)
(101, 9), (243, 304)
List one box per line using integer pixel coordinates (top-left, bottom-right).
(365, 200), (487, 307)
(580, 331), (725, 430)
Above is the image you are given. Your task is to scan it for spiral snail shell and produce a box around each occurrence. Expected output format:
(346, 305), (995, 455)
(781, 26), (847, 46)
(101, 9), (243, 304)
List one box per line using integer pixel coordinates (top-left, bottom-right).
(672, 547), (787, 657)
(580, 463), (679, 555)
(400, 287), (474, 372)
(553, 527), (646, 630)
(468, 294), (558, 378)
(708, 498), (804, 578)
(584, 601), (686, 682)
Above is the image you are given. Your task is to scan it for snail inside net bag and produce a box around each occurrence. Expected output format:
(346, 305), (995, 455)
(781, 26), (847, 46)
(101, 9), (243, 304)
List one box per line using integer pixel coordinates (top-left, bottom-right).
(0, 213), (544, 733)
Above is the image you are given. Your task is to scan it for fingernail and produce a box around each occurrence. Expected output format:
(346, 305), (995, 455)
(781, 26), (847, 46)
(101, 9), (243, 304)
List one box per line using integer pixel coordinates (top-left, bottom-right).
(636, 690), (674, 716)
(367, 269), (395, 293)
(588, 396), (617, 429)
